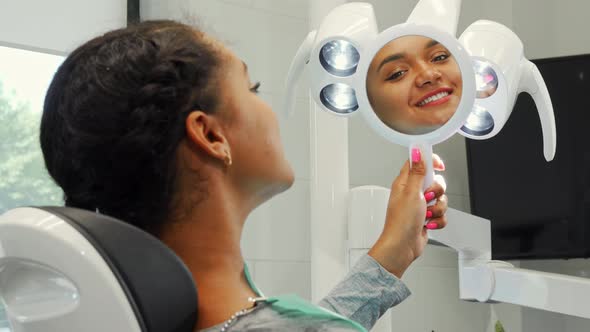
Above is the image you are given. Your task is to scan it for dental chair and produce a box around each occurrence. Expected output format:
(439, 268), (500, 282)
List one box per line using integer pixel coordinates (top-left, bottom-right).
(0, 206), (197, 332)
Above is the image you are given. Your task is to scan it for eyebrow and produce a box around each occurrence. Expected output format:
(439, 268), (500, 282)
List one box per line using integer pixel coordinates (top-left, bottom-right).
(377, 53), (404, 72)
(242, 61), (248, 73)
(376, 39), (441, 72)
(425, 39), (439, 49)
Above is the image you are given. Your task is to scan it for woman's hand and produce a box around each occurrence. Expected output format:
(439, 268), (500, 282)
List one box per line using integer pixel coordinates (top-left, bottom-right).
(368, 150), (447, 278)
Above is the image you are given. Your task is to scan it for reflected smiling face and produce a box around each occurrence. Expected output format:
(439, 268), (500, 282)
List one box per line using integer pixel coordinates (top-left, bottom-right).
(366, 35), (463, 135)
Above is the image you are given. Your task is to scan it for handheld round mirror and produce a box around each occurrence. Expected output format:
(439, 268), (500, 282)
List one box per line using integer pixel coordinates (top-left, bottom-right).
(354, 24), (476, 191)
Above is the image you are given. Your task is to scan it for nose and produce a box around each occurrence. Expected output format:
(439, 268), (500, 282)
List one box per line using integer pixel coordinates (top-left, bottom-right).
(415, 63), (442, 87)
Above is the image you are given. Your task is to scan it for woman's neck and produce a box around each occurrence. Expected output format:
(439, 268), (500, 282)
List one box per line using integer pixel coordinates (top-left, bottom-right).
(160, 180), (259, 330)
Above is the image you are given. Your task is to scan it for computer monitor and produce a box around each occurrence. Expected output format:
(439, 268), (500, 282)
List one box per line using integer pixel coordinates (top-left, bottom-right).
(467, 54), (590, 260)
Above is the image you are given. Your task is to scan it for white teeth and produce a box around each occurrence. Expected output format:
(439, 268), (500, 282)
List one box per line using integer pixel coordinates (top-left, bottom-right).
(418, 91), (449, 106)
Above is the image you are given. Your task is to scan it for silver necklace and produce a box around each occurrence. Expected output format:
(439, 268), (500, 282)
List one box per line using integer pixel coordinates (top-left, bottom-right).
(219, 297), (267, 332)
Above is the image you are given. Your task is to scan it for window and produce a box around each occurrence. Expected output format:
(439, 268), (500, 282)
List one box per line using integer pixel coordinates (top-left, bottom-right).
(0, 45), (64, 213)
(0, 45), (65, 331)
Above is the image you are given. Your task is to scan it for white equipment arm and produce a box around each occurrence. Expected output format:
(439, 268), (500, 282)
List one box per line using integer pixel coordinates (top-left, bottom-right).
(348, 186), (590, 319)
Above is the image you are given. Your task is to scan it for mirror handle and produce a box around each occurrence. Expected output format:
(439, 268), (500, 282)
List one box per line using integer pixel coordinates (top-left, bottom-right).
(409, 143), (435, 194)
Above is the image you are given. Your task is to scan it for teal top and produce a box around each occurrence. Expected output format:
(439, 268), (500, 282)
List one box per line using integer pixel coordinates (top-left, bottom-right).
(201, 254), (411, 331)
(244, 263), (366, 331)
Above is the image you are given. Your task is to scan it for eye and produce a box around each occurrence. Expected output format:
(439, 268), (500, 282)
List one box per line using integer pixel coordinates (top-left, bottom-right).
(250, 81), (261, 94)
(386, 70), (406, 81)
(432, 53), (450, 62)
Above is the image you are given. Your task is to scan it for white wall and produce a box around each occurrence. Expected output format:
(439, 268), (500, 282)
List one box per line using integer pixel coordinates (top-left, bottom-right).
(512, 0), (590, 60)
(141, 0), (314, 300)
(0, 0), (126, 54)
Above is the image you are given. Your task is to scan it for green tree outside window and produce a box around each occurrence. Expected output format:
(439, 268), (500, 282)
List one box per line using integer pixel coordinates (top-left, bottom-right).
(0, 81), (63, 213)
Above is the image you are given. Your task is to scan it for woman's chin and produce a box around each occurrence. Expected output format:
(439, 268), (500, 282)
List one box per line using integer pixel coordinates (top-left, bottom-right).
(445, 97), (461, 121)
(282, 166), (296, 190)
(269, 165), (296, 196)
(431, 97), (460, 124)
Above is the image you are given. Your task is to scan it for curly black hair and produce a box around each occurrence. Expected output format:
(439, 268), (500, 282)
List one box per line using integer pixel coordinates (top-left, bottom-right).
(40, 20), (221, 234)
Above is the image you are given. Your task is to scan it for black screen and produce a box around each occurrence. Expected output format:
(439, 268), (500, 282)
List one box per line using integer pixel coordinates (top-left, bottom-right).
(467, 54), (590, 260)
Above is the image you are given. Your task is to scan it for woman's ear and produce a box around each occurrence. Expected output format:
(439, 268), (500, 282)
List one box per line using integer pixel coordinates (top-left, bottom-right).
(185, 111), (229, 163)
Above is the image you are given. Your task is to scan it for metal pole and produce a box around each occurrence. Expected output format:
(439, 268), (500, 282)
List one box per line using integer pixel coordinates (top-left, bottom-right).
(127, 0), (140, 25)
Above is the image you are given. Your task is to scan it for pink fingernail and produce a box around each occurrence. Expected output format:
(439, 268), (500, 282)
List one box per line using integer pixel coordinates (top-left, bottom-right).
(434, 155), (446, 170)
(426, 210), (433, 218)
(411, 148), (421, 163)
(426, 222), (438, 230)
(424, 191), (436, 201)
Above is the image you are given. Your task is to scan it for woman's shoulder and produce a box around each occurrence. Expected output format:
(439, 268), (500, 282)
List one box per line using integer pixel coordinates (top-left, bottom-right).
(199, 302), (360, 332)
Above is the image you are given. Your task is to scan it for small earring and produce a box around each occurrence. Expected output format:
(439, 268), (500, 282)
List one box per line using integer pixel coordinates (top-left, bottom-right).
(224, 153), (232, 166)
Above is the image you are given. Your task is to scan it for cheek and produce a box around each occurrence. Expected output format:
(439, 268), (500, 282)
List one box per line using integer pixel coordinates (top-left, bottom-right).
(230, 106), (276, 173)
(453, 72), (462, 89)
(256, 101), (283, 156)
(226, 99), (264, 150)
(394, 79), (416, 113)
(446, 64), (463, 88)
(374, 87), (393, 117)
(258, 100), (278, 136)
(376, 85), (410, 122)
(384, 83), (408, 106)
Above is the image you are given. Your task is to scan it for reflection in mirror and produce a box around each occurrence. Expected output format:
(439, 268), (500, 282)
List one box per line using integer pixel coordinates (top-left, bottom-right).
(366, 35), (463, 135)
(473, 58), (499, 98)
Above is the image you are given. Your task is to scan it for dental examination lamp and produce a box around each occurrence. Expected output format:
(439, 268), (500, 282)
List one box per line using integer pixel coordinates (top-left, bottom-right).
(284, 0), (475, 191)
(284, 2), (378, 118)
(0, 207), (197, 332)
(458, 20), (556, 161)
(286, 0), (590, 322)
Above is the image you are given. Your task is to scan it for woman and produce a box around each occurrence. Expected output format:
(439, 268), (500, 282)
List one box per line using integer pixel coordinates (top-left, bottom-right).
(40, 21), (448, 331)
(366, 35), (463, 135)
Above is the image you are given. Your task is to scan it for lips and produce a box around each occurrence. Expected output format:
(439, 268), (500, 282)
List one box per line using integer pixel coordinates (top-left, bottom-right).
(415, 88), (454, 107)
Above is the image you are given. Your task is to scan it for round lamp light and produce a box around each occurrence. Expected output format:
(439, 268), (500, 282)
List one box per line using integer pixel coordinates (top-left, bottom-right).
(319, 83), (359, 114)
(319, 40), (360, 77)
(461, 104), (494, 136)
